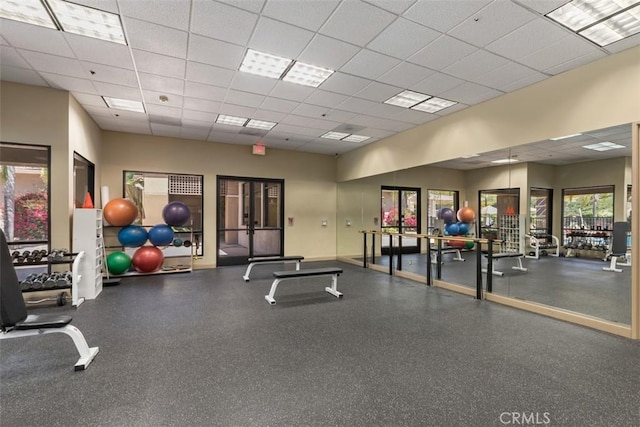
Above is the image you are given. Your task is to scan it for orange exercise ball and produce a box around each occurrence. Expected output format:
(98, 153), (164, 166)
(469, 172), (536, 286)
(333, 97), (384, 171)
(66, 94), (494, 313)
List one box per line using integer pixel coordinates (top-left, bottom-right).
(132, 246), (164, 273)
(103, 198), (139, 226)
(457, 206), (476, 223)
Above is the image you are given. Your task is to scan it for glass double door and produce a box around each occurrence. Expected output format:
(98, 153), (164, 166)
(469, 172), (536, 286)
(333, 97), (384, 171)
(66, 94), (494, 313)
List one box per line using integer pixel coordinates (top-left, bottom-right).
(381, 186), (421, 254)
(217, 176), (284, 266)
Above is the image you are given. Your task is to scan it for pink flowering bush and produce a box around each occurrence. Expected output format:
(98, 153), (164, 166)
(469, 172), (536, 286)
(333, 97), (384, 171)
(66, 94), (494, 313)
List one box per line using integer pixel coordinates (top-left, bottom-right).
(14, 192), (48, 240)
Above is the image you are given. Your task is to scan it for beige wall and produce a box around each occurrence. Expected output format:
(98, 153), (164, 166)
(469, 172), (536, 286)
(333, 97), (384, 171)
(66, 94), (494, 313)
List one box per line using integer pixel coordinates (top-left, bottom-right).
(100, 132), (337, 267)
(338, 45), (640, 182)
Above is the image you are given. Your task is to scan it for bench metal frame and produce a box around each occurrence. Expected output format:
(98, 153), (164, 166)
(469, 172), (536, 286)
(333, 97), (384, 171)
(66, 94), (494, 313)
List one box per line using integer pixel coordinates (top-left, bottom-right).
(265, 269), (343, 305)
(243, 256), (303, 281)
(482, 253), (527, 276)
(525, 234), (560, 259)
(430, 246), (465, 264)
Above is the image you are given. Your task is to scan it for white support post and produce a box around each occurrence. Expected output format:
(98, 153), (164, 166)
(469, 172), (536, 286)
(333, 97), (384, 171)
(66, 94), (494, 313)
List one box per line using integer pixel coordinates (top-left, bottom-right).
(325, 274), (343, 298)
(603, 256), (623, 273)
(265, 278), (281, 304)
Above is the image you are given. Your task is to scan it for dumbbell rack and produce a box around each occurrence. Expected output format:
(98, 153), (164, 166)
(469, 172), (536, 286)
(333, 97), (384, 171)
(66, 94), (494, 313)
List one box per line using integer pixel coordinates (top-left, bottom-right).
(14, 251), (86, 307)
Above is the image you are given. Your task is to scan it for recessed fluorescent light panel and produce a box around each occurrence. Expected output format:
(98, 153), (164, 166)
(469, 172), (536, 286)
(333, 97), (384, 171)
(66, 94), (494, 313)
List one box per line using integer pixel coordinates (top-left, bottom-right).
(550, 133), (583, 140)
(384, 90), (431, 108)
(582, 141), (625, 151)
(0, 0), (57, 29)
(48, 0), (126, 44)
(240, 49), (292, 79)
(411, 97), (457, 113)
(546, 0), (640, 46)
(342, 134), (370, 143)
(491, 158), (519, 164)
(282, 61), (334, 88)
(102, 96), (145, 113)
(216, 115), (248, 127)
(321, 131), (350, 140)
(246, 119), (277, 130)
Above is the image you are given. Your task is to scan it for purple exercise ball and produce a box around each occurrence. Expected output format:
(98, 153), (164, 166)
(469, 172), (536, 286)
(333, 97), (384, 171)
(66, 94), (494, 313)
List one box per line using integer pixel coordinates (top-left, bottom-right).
(440, 208), (455, 225)
(162, 201), (191, 226)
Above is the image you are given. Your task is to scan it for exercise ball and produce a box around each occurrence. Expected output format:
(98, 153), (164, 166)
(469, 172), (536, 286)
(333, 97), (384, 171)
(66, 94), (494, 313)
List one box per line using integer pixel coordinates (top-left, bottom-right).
(103, 198), (138, 226)
(464, 241), (475, 250)
(132, 246), (164, 273)
(106, 251), (131, 275)
(118, 225), (148, 247)
(457, 206), (476, 223)
(162, 201), (191, 226)
(458, 222), (470, 236)
(440, 208), (455, 224)
(173, 238), (183, 247)
(445, 222), (460, 236)
(448, 239), (465, 249)
(148, 224), (174, 246)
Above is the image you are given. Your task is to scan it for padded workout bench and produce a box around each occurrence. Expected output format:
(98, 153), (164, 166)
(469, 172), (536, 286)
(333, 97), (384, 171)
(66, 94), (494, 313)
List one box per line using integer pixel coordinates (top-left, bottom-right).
(265, 267), (343, 305)
(430, 246), (465, 264)
(243, 255), (304, 281)
(482, 252), (527, 277)
(0, 230), (99, 371)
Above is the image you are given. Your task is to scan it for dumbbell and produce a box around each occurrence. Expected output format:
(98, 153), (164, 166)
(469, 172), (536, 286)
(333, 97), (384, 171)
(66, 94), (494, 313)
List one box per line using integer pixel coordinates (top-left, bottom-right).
(56, 272), (72, 288)
(12, 250), (20, 259)
(43, 274), (57, 290)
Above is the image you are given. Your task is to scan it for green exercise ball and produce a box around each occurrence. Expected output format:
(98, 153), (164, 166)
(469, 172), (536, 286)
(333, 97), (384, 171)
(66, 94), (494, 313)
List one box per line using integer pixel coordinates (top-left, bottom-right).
(107, 251), (131, 275)
(464, 241), (475, 250)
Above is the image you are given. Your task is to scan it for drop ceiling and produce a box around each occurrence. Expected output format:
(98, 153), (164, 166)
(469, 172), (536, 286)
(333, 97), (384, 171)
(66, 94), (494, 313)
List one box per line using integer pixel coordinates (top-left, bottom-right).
(1, 0), (638, 157)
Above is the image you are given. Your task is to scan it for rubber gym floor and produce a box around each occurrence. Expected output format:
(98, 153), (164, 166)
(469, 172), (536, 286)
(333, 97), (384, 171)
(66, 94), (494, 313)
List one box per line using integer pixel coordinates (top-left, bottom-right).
(1, 261), (639, 426)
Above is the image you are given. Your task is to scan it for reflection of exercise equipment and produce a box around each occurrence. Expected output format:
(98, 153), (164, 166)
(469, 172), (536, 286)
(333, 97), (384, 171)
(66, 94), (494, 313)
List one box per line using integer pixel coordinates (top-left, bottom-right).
(483, 215), (527, 276)
(603, 222), (630, 273)
(525, 234), (560, 259)
(0, 230), (99, 370)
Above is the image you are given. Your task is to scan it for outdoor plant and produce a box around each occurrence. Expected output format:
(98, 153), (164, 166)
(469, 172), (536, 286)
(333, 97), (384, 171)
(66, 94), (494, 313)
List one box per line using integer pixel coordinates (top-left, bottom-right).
(14, 191), (48, 240)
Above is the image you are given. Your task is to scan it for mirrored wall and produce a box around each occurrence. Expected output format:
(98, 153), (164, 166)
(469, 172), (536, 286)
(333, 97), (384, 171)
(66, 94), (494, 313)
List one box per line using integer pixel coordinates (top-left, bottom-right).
(337, 123), (634, 327)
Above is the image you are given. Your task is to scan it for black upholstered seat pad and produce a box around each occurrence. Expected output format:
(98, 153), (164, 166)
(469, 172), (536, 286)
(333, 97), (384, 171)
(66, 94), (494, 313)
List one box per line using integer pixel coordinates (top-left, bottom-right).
(15, 314), (72, 330)
(273, 267), (342, 278)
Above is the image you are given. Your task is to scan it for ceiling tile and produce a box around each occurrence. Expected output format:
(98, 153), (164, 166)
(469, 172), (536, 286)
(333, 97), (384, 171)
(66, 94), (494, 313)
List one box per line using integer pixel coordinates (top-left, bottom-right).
(367, 17), (440, 59)
(319, 72), (372, 96)
(270, 123), (325, 137)
(497, 72), (548, 93)
(378, 61), (434, 88)
(64, 0), (119, 14)
(248, 17), (315, 59)
(471, 61), (541, 90)
(410, 72), (464, 96)
(269, 81), (314, 102)
(218, 103), (256, 118)
(19, 50), (86, 78)
(81, 61), (139, 87)
(448, 0), (537, 47)
(181, 127), (211, 140)
(138, 72), (184, 95)
(188, 34), (245, 70)
(186, 62), (235, 87)
(347, 114), (403, 132)
(147, 104), (182, 118)
(319, 109), (357, 123)
(64, 33), (134, 67)
(518, 36), (601, 72)
(1, 35), (8, 45)
(182, 109), (216, 122)
(442, 50), (510, 81)
(605, 32), (640, 54)
(0, 19), (74, 58)
(335, 97), (379, 115)
(229, 72), (278, 95)
(259, 97), (299, 113)
(391, 109), (438, 125)
(184, 81), (227, 101)
(118, 0), (190, 31)
(123, 17), (188, 58)
(544, 50), (607, 75)
(340, 49), (401, 80)
(225, 89), (266, 108)
(365, 102), (407, 119)
(142, 90), (184, 107)
(297, 34), (360, 70)
(71, 92), (107, 107)
(132, 50), (186, 79)
(440, 81), (503, 105)
(515, 0), (568, 14)
(183, 97), (222, 113)
(319, 0), (396, 46)
(354, 81), (403, 102)
(290, 103), (329, 118)
(82, 105), (113, 118)
(304, 90), (349, 108)
(0, 66), (49, 86)
(262, 0), (339, 31)
(151, 123), (182, 138)
(363, 0), (417, 14)
(408, 35), (476, 70)
(41, 73), (98, 94)
(191, 0), (259, 45)
(92, 81), (141, 100)
(485, 18), (570, 60)
(404, 0), (491, 32)
(280, 114), (313, 127)
(216, 0), (266, 13)
(252, 109), (287, 122)
(1, 46), (31, 68)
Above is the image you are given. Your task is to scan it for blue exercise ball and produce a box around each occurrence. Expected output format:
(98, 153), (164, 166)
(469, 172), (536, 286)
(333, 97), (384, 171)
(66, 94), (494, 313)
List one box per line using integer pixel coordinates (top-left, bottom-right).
(445, 222), (460, 236)
(458, 222), (469, 235)
(162, 201), (191, 226)
(148, 224), (174, 246)
(118, 225), (148, 247)
(440, 208), (455, 225)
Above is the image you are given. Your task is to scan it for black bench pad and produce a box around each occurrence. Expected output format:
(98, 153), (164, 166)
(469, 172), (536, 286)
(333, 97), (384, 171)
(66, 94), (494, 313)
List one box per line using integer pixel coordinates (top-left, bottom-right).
(248, 255), (304, 263)
(15, 314), (72, 330)
(273, 267), (342, 279)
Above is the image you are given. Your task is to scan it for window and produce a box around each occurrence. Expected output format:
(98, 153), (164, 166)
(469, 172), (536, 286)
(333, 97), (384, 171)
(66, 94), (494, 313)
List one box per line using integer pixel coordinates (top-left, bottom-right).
(479, 188), (519, 239)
